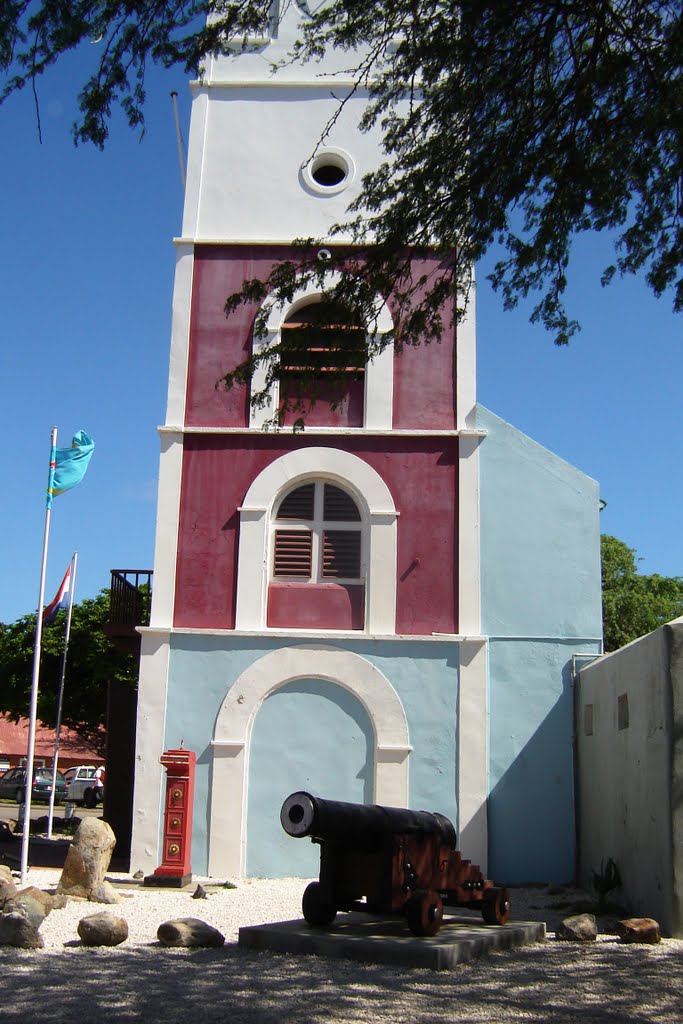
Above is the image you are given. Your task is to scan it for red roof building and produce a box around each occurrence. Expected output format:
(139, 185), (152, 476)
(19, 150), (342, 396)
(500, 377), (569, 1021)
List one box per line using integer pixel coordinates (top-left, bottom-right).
(0, 714), (103, 772)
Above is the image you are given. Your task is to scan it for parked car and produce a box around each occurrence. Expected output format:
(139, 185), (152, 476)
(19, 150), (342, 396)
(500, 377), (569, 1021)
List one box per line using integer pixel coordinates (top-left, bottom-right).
(0, 766), (67, 804)
(62, 764), (103, 807)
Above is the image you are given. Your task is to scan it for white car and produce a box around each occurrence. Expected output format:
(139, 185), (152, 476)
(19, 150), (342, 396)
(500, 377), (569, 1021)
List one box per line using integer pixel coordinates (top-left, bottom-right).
(63, 765), (103, 807)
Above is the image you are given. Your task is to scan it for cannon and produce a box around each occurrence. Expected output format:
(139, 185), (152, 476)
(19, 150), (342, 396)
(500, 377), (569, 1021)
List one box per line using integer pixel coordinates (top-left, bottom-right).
(280, 791), (510, 936)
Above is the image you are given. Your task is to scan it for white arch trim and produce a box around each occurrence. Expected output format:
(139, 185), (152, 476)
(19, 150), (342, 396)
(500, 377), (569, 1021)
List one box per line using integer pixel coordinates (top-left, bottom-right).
(235, 446), (398, 633)
(250, 275), (395, 430)
(207, 644), (412, 876)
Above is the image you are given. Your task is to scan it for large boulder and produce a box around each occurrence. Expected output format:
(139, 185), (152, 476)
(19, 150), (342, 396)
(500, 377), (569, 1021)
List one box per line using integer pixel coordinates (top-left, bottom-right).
(56, 818), (119, 902)
(78, 912), (128, 946)
(4, 887), (60, 929)
(616, 918), (661, 944)
(157, 918), (225, 948)
(556, 914), (598, 941)
(0, 911), (44, 949)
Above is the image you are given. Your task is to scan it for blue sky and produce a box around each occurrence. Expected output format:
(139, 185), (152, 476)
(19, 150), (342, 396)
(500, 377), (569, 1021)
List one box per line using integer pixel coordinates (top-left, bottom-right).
(1, 49), (681, 624)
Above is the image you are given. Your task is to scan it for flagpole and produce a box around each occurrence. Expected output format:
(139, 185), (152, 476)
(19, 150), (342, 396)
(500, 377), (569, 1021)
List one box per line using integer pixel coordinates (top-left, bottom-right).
(47, 552), (78, 840)
(20, 426), (58, 885)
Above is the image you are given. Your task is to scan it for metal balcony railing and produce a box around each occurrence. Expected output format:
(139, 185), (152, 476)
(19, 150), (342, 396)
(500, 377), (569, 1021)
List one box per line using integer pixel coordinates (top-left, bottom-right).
(108, 570), (153, 629)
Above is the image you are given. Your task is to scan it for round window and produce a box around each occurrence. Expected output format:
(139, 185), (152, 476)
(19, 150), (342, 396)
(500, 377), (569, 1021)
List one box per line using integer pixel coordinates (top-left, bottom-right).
(302, 149), (354, 196)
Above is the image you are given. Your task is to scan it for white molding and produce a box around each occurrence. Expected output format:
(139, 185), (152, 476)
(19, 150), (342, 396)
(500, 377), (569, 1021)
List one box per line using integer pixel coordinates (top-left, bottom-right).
(149, 433), (183, 629)
(235, 447), (398, 633)
(458, 433), (482, 637)
(207, 644), (411, 876)
(457, 636), (489, 871)
(190, 79), (364, 91)
(158, 425), (486, 437)
(456, 274), (477, 430)
(129, 631), (171, 876)
(181, 90), (209, 241)
(173, 237), (366, 247)
(139, 625), (487, 642)
(165, 245), (195, 427)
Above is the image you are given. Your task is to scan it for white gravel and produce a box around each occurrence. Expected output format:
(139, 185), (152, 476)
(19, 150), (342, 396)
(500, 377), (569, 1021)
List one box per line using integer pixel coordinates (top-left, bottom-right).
(2, 870), (682, 1024)
(16, 868), (313, 949)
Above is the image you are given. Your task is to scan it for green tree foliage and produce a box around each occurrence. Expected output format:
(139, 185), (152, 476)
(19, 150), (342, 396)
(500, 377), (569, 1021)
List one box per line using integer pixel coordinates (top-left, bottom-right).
(0, 591), (138, 755)
(2, 2), (681, 387)
(601, 534), (683, 652)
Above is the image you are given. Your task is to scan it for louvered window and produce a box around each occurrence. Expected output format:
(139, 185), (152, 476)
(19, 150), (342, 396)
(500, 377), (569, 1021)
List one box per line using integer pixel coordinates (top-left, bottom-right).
(279, 301), (366, 378)
(323, 485), (361, 522)
(277, 483), (315, 520)
(272, 481), (363, 582)
(322, 531), (361, 578)
(273, 530), (313, 577)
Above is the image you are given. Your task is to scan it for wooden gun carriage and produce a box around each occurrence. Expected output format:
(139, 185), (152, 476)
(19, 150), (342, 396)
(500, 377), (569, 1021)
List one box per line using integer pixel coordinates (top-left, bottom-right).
(281, 791), (510, 936)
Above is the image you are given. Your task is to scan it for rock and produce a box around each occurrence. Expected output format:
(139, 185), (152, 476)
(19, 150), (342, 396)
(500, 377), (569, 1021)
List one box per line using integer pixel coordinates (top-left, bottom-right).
(78, 912), (128, 946)
(56, 818), (116, 901)
(5, 887), (55, 929)
(157, 917), (225, 948)
(192, 884), (208, 899)
(0, 875), (18, 908)
(616, 918), (661, 944)
(132, 870), (144, 880)
(0, 912), (44, 949)
(556, 913), (598, 941)
(90, 880), (122, 905)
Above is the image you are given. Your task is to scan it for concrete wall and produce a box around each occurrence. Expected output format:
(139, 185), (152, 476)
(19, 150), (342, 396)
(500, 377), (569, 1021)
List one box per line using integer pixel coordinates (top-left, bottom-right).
(578, 619), (683, 936)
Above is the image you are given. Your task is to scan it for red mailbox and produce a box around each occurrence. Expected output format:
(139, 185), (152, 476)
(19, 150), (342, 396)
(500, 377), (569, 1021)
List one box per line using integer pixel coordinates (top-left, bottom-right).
(145, 745), (196, 887)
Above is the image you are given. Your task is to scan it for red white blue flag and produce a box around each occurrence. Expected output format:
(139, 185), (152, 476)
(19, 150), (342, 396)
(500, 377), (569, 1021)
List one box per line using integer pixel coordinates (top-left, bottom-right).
(43, 562), (72, 623)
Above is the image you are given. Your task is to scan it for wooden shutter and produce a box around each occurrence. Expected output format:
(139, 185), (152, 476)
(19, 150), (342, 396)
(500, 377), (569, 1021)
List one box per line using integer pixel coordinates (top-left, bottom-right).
(273, 530), (313, 578)
(322, 530), (361, 579)
(277, 484), (315, 520)
(323, 484), (361, 521)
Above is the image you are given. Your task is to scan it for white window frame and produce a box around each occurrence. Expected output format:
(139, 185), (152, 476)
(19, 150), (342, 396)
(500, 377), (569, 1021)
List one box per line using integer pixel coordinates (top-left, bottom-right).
(235, 447), (398, 633)
(271, 481), (365, 584)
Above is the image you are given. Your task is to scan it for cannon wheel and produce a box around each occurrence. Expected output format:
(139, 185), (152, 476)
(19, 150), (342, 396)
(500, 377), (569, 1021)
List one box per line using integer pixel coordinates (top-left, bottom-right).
(406, 890), (444, 936)
(302, 882), (337, 927)
(481, 887), (511, 925)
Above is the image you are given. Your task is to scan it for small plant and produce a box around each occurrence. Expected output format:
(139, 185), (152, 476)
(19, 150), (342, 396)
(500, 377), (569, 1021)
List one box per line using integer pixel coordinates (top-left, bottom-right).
(591, 857), (621, 910)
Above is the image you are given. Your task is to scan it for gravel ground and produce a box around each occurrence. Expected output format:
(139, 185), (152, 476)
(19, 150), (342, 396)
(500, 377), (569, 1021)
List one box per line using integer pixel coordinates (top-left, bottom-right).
(1, 869), (682, 1024)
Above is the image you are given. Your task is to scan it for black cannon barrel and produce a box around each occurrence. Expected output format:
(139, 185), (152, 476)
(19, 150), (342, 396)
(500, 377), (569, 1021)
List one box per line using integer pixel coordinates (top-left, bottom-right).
(280, 791), (457, 849)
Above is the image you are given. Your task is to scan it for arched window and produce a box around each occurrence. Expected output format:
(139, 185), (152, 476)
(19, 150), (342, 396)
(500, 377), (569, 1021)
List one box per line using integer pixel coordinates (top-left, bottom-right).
(267, 478), (366, 629)
(278, 301), (366, 427)
(249, 280), (395, 431)
(235, 447), (398, 633)
(272, 482), (363, 582)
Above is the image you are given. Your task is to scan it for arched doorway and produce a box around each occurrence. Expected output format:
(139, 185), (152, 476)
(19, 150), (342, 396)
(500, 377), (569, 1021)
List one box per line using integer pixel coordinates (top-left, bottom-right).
(247, 678), (373, 877)
(208, 644), (411, 876)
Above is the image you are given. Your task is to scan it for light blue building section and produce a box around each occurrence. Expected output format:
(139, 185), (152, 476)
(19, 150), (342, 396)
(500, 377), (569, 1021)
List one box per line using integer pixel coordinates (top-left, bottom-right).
(163, 638), (459, 877)
(477, 405), (603, 883)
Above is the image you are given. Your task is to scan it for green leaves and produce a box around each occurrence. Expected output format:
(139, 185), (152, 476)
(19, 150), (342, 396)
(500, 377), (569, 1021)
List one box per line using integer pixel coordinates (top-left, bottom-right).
(2, 1), (681, 362)
(601, 534), (683, 652)
(0, 591), (138, 755)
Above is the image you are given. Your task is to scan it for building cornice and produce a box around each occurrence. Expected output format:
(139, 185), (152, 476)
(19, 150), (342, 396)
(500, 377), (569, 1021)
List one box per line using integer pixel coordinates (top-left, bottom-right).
(157, 425), (487, 439)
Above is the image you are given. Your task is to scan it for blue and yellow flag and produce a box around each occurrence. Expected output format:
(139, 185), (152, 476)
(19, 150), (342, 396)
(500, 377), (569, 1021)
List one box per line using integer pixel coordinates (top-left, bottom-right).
(47, 431), (95, 508)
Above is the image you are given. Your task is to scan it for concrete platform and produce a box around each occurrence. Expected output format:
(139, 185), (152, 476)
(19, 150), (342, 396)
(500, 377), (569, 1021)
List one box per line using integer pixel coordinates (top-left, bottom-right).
(239, 911), (546, 971)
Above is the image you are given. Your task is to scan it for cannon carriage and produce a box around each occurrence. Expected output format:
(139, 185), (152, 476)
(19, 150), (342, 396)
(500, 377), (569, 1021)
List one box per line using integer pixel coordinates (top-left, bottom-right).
(281, 791), (510, 936)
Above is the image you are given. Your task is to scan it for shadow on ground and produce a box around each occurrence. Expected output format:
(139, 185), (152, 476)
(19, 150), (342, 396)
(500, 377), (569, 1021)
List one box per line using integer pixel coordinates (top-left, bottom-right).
(0, 938), (681, 1024)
